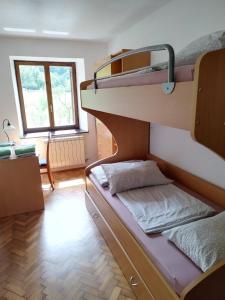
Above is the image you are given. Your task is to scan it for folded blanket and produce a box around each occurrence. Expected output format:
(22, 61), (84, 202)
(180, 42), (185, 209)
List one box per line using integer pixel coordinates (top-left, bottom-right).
(0, 142), (13, 147)
(117, 184), (215, 234)
(0, 147), (11, 158)
(15, 145), (36, 156)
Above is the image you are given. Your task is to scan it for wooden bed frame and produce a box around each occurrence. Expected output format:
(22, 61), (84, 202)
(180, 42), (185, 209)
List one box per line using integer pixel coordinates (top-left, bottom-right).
(80, 46), (225, 299)
(85, 174), (225, 300)
(83, 113), (225, 300)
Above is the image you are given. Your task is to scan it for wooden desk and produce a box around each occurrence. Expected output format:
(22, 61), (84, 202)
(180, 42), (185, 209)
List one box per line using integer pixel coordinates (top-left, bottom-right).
(0, 156), (44, 218)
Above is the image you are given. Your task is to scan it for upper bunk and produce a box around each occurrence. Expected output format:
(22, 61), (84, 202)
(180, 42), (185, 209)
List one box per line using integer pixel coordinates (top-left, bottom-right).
(80, 31), (225, 160)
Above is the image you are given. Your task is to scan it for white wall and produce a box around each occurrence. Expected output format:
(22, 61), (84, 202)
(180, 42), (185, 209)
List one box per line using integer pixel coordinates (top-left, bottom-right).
(0, 36), (108, 164)
(109, 0), (225, 189)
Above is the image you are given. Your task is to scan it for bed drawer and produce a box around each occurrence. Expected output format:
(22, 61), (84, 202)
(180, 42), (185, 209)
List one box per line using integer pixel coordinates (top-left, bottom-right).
(85, 191), (154, 300)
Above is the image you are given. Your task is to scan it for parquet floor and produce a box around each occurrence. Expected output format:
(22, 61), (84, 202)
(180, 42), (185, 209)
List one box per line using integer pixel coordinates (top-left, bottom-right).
(0, 169), (136, 300)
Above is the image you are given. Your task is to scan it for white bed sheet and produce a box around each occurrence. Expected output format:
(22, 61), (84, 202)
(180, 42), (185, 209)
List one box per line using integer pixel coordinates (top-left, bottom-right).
(117, 184), (215, 233)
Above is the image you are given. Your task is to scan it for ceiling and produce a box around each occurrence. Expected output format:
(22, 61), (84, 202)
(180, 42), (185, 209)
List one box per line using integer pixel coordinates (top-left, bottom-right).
(0, 0), (171, 41)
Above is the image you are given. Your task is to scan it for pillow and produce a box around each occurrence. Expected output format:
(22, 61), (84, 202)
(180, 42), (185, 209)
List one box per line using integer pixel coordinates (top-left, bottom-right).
(162, 211), (225, 272)
(91, 160), (142, 187)
(91, 165), (109, 187)
(153, 30), (225, 70)
(102, 160), (173, 195)
(176, 30), (225, 67)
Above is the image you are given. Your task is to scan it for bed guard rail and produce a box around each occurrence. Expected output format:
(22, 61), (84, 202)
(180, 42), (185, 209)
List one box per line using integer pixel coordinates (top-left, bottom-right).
(94, 44), (175, 94)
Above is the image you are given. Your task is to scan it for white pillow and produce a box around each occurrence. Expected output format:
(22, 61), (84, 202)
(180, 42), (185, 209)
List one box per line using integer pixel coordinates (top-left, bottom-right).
(91, 165), (109, 187)
(91, 160), (143, 187)
(153, 30), (225, 70)
(102, 160), (173, 195)
(162, 211), (225, 272)
(175, 30), (225, 67)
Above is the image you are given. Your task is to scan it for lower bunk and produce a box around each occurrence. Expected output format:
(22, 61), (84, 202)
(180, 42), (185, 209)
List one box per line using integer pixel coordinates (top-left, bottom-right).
(85, 163), (225, 300)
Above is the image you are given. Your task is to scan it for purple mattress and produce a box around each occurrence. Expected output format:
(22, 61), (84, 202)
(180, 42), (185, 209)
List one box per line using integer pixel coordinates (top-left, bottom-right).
(89, 174), (222, 295)
(87, 65), (194, 90)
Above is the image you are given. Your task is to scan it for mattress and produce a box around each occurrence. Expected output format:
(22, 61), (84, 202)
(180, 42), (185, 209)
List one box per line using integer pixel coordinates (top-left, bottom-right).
(89, 174), (222, 295)
(87, 64), (194, 90)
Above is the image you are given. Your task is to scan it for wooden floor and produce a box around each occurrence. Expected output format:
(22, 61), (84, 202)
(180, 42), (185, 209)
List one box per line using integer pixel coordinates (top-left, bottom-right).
(0, 169), (136, 300)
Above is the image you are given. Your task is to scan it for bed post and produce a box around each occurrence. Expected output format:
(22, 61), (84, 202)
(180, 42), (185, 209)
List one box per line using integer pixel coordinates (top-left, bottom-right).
(181, 259), (225, 300)
(192, 48), (225, 159)
(84, 109), (150, 175)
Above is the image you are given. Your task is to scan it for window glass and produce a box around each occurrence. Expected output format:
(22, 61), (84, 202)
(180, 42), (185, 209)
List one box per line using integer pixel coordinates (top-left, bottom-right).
(19, 65), (50, 128)
(16, 61), (79, 133)
(50, 66), (75, 127)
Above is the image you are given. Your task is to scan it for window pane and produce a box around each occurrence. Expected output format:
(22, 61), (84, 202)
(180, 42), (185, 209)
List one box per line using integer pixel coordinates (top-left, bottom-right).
(19, 65), (50, 128)
(50, 66), (75, 127)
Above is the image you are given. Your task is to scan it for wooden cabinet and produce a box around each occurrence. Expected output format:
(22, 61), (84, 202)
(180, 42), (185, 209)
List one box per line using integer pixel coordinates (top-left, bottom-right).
(0, 156), (44, 218)
(95, 49), (151, 78)
(95, 49), (151, 159)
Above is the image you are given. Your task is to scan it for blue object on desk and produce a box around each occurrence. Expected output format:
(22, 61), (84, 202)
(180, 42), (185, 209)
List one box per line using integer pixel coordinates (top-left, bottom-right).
(15, 144), (36, 157)
(0, 147), (11, 159)
(0, 141), (15, 147)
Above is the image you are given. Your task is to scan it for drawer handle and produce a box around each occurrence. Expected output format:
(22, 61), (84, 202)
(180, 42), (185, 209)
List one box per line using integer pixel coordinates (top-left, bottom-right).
(129, 275), (139, 286)
(92, 213), (99, 219)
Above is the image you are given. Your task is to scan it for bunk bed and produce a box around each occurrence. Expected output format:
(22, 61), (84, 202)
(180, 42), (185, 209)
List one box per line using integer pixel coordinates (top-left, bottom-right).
(80, 35), (225, 300)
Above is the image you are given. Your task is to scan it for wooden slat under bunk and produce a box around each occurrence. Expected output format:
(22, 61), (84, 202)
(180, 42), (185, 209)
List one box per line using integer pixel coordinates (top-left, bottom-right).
(82, 82), (193, 130)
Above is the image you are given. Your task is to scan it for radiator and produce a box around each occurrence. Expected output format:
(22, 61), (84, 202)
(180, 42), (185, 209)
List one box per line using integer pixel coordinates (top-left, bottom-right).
(49, 136), (85, 171)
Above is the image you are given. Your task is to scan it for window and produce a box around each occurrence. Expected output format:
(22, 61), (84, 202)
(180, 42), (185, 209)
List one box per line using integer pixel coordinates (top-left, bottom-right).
(15, 61), (79, 134)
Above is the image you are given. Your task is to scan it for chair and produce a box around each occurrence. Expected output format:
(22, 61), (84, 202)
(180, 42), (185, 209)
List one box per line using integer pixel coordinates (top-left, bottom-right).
(39, 133), (54, 190)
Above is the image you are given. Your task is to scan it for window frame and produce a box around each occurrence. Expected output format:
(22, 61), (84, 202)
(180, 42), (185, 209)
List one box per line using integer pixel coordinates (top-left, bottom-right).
(14, 60), (79, 134)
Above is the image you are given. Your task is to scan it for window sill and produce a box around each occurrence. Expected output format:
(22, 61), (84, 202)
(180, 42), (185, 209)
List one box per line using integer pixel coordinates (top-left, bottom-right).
(21, 129), (89, 139)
